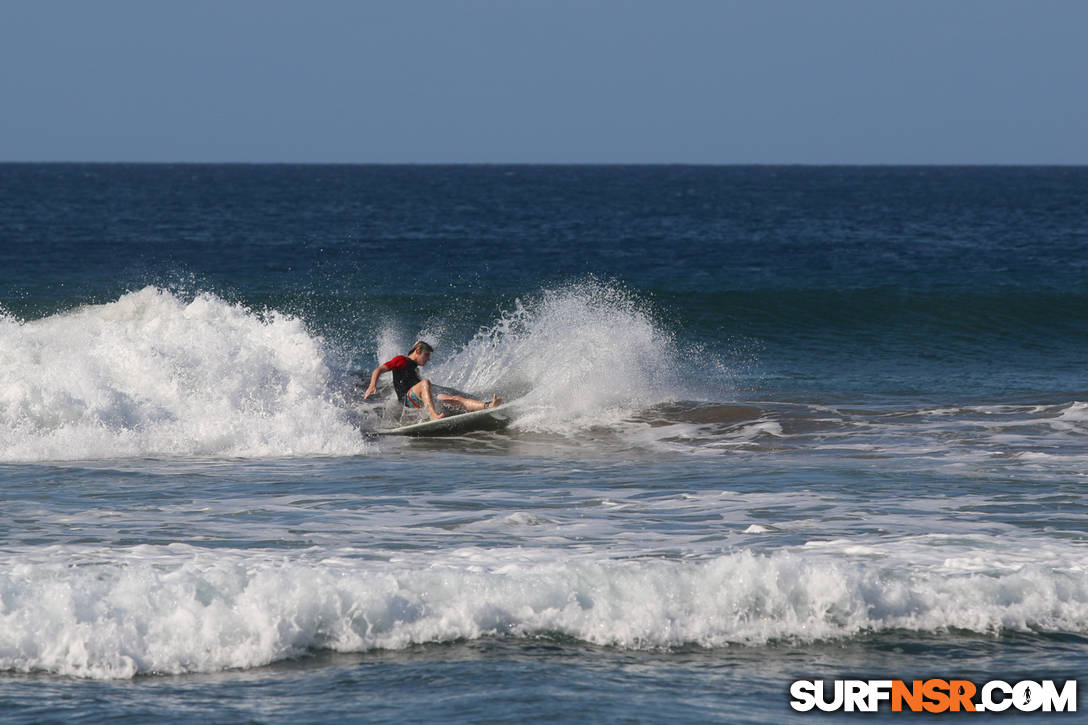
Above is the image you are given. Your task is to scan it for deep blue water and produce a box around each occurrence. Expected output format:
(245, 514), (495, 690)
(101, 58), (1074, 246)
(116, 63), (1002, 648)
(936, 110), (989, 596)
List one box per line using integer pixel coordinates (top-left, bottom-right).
(1, 165), (1086, 722)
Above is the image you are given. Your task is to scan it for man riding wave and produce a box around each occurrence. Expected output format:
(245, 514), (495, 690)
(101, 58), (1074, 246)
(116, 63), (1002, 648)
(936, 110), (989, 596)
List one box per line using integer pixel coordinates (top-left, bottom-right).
(363, 341), (501, 421)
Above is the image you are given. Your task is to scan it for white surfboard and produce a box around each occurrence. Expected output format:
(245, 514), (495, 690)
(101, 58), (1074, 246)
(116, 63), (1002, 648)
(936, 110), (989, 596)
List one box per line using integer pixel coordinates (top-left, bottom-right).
(376, 400), (519, 436)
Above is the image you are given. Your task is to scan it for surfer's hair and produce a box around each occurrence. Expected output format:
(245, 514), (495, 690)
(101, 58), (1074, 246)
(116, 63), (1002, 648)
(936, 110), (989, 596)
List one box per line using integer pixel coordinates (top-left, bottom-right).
(410, 341), (434, 355)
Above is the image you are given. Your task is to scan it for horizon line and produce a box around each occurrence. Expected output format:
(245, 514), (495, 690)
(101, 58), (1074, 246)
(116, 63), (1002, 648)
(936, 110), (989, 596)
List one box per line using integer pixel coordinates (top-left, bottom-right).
(3, 160), (1087, 168)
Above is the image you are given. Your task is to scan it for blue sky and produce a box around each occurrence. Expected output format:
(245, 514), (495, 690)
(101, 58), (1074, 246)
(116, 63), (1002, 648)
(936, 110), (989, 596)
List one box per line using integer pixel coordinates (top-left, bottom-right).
(2, 0), (1085, 163)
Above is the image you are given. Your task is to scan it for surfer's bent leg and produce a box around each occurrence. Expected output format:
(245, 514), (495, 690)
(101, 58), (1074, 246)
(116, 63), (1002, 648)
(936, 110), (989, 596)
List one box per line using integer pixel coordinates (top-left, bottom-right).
(436, 393), (502, 412)
(410, 379), (445, 420)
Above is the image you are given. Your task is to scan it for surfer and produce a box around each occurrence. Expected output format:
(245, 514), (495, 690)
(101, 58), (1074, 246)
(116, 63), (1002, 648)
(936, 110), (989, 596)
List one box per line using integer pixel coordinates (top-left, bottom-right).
(363, 341), (501, 421)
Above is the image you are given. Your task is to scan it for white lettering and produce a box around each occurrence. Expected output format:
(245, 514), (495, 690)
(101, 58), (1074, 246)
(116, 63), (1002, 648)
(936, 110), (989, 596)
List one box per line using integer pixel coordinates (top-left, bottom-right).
(982, 680), (1013, 712)
(789, 680), (816, 712)
(868, 680), (893, 711)
(1041, 680), (1077, 713)
(844, 680), (868, 712)
(1014, 680), (1044, 712)
(815, 680), (844, 712)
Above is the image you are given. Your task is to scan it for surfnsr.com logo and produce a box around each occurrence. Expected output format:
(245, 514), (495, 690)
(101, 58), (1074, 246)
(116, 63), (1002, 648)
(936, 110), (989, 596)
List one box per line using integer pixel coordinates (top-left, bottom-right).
(790, 679), (1077, 713)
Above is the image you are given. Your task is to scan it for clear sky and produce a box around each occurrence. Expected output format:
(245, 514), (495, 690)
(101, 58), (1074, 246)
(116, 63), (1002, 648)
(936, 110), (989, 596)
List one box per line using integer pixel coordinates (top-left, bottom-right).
(2, 0), (1085, 164)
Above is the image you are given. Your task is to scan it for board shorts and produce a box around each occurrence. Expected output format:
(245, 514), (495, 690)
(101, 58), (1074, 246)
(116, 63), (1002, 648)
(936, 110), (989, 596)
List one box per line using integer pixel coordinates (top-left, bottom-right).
(404, 390), (425, 409)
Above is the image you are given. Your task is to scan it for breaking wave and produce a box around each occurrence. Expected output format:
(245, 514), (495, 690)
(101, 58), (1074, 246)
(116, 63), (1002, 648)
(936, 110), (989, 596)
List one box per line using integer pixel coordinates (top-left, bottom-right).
(0, 287), (367, 461)
(2, 542), (1085, 679)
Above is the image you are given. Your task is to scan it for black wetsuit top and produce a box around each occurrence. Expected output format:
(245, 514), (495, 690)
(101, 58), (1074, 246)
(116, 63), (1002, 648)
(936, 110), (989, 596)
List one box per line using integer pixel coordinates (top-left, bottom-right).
(385, 355), (421, 403)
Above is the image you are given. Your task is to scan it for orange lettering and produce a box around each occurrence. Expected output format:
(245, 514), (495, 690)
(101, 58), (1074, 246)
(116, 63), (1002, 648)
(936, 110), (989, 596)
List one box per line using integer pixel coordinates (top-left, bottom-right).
(948, 680), (977, 712)
(892, 680), (924, 712)
(922, 679), (951, 713)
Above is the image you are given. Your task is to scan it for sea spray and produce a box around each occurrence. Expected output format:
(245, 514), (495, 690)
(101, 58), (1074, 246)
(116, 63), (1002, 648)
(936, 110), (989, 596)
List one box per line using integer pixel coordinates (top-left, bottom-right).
(0, 287), (368, 461)
(414, 280), (730, 433)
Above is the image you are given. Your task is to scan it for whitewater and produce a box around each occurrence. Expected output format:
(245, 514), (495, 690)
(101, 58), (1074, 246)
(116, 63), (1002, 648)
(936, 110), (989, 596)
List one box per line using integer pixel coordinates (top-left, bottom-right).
(0, 282), (723, 461)
(2, 285), (1087, 689)
(2, 164), (1086, 723)
(6, 538), (1087, 680)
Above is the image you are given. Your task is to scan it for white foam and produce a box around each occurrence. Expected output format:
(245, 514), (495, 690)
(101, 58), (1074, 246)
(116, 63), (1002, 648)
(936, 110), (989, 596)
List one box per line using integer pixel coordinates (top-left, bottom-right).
(1056, 401), (1088, 425)
(409, 281), (725, 435)
(0, 288), (369, 461)
(3, 541), (1086, 679)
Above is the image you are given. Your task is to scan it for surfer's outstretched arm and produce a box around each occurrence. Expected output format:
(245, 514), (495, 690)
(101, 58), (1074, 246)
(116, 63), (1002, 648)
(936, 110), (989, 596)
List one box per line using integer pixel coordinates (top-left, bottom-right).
(363, 363), (390, 399)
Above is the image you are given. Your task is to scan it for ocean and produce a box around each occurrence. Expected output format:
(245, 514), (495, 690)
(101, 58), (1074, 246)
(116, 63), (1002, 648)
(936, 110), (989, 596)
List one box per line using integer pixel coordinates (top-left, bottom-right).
(1, 164), (1086, 722)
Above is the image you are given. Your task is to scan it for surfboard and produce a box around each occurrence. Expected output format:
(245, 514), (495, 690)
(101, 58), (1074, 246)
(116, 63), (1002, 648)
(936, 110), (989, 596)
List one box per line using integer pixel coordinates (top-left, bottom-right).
(376, 400), (519, 436)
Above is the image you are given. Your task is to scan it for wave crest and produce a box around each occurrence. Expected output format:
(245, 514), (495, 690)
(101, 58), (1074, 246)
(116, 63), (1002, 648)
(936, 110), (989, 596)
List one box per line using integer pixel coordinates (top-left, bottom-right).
(0, 287), (367, 461)
(3, 544), (1086, 679)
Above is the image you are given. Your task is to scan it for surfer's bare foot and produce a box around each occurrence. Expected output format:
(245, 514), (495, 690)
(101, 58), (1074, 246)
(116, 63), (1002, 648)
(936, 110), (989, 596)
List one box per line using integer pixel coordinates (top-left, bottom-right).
(489, 395), (502, 408)
(429, 411), (446, 421)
